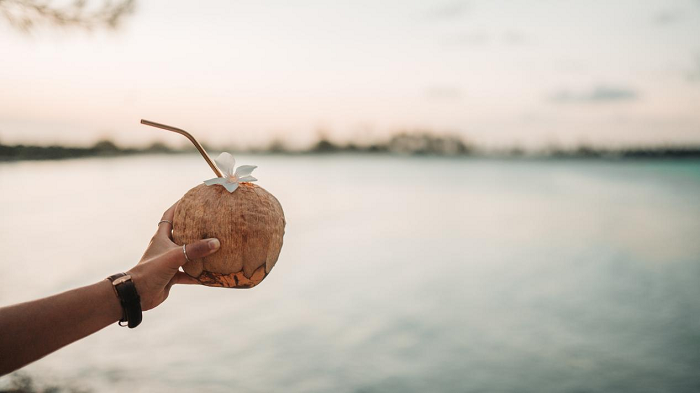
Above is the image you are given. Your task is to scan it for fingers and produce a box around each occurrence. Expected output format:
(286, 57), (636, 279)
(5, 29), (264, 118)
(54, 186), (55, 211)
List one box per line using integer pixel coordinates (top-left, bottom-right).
(164, 238), (221, 270)
(184, 238), (221, 262)
(169, 271), (200, 286)
(155, 201), (179, 240)
(162, 201), (179, 221)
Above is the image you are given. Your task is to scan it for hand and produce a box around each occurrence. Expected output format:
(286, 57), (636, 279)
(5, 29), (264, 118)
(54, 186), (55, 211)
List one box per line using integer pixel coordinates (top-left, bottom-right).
(127, 201), (220, 311)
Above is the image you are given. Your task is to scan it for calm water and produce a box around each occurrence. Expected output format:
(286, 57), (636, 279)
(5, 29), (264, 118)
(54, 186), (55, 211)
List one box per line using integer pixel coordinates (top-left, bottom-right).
(1, 155), (699, 393)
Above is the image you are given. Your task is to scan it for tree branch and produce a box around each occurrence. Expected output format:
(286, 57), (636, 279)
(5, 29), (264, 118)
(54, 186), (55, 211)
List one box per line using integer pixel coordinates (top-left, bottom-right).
(0, 0), (135, 33)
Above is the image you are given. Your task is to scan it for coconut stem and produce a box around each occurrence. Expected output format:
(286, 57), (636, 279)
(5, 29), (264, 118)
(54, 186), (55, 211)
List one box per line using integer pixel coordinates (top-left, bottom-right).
(140, 119), (223, 178)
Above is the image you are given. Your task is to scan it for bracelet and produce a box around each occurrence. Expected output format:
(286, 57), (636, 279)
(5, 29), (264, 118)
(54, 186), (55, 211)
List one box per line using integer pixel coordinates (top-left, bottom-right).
(106, 273), (143, 328)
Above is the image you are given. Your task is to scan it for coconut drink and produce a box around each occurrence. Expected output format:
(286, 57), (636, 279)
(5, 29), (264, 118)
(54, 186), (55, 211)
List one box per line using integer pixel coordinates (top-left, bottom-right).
(141, 120), (285, 288)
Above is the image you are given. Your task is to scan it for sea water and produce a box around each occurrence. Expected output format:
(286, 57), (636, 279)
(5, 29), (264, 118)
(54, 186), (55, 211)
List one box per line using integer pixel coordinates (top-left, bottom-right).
(1, 155), (699, 393)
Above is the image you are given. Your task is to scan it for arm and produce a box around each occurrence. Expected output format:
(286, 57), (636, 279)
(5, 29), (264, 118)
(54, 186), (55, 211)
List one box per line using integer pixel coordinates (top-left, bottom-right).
(0, 280), (122, 375)
(0, 202), (220, 376)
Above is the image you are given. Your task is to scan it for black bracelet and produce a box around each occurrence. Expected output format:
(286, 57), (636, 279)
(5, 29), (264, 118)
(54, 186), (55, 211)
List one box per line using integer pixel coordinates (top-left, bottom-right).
(106, 273), (143, 328)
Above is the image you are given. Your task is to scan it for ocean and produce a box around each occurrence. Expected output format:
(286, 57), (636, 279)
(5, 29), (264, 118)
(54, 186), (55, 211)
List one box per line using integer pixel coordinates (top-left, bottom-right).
(1, 154), (699, 393)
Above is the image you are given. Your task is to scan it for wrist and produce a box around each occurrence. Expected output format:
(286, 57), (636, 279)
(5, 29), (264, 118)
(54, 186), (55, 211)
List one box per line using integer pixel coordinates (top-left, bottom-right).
(100, 279), (125, 322)
(106, 273), (143, 328)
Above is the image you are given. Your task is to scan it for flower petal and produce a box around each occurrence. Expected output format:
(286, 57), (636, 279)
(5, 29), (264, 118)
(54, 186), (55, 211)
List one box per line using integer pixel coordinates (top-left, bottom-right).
(234, 165), (257, 178)
(204, 177), (227, 186)
(214, 152), (236, 177)
(238, 176), (257, 182)
(223, 181), (239, 193)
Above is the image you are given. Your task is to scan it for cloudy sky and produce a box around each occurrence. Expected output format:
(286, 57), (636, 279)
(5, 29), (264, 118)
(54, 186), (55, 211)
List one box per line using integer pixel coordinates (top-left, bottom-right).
(1, 0), (699, 149)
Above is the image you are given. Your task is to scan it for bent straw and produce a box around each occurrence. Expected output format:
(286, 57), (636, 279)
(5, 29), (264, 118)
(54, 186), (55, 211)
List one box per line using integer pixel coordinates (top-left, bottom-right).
(140, 119), (223, 178)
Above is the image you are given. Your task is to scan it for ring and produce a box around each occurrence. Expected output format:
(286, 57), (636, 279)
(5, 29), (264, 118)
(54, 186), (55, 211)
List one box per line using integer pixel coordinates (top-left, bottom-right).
(158, 219), (173, 226)
(182, 244), (192, 263)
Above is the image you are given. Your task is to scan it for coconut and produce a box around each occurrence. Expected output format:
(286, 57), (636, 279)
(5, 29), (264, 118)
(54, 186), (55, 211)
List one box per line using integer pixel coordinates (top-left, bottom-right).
(139, 120), (285, 288)
(172, 182), (285, 288)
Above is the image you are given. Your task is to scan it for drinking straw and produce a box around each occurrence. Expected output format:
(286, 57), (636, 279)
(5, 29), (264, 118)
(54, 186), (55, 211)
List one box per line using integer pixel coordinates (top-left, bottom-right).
(140, 119), (223, 178)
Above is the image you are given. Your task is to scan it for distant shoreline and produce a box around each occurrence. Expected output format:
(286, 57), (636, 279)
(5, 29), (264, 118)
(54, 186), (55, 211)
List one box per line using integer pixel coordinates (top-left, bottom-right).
(2, 135), (700, 161)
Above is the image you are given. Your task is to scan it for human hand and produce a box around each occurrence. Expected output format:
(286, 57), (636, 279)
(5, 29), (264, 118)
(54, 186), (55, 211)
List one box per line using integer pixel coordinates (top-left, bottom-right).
(127, 201), (220, 311)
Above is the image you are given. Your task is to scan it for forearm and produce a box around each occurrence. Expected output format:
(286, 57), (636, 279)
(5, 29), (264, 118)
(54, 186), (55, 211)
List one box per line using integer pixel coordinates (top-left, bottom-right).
(0, 279), (122, 375)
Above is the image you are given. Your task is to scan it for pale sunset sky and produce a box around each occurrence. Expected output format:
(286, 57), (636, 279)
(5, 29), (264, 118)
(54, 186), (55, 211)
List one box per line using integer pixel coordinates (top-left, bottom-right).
(1, 0), (699, 150)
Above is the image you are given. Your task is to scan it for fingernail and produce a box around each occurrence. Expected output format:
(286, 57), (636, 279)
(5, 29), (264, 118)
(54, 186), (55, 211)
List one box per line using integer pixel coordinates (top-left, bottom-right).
(207, 238), (220, 250)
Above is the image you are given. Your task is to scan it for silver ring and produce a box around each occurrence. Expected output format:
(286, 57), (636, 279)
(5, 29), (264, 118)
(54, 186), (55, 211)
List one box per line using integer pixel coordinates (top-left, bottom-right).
(158, 219), (173, 226)
(182, 244), (192, 263)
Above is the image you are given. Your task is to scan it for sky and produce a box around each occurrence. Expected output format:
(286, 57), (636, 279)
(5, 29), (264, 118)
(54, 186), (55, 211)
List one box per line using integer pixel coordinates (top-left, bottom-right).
(1, 0), (699, 150)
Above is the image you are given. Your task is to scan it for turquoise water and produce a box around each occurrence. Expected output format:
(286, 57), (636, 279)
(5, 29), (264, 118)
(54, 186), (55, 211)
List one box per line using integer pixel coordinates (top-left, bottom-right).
(1, 155), (699, 392)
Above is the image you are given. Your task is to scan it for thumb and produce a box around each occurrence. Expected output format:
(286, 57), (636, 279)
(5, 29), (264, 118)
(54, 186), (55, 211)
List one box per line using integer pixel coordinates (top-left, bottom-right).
(166, 238), (221, 269)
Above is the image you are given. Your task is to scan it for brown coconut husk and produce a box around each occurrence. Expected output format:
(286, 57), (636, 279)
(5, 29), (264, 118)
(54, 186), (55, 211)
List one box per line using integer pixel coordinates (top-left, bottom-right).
(172, 182), (285, 288)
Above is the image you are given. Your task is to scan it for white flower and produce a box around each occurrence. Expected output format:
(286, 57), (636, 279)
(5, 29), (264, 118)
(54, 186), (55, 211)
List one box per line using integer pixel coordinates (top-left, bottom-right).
(204, 152), (257, 193)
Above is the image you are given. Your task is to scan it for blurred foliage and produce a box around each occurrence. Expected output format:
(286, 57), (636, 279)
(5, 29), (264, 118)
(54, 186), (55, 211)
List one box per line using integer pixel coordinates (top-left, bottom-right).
(386, 132), (471, 156)
(1, 133), (700, 161)
(307, 131), (470, 155)
(0, 0), (134, 32)
(0, 138), (144, 160)
(0, 373), (91, 393)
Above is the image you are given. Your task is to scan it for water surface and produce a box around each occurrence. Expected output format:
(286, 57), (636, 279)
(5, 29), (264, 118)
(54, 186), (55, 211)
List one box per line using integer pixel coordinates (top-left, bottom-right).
(1, 155), (699, 392)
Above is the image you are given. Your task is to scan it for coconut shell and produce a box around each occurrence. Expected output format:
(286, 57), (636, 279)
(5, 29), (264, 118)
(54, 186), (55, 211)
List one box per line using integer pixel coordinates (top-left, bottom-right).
(172, 182), (285, 288)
